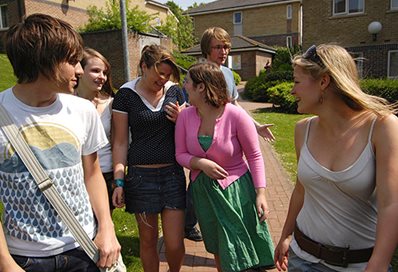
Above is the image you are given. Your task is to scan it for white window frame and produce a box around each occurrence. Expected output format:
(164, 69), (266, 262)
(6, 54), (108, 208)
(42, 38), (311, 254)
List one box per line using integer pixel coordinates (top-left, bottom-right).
(391, 0), (398, 10)
(333, 0), (364, 15)
(0, 5), (8, 29)
(286, 36), (292, 48)
(233, 11), (242, 25)
(388, 50), (398, 79)
(287, 5), (292, 19)
(350, 52), (364, 78)
(228, 54), (241, 70)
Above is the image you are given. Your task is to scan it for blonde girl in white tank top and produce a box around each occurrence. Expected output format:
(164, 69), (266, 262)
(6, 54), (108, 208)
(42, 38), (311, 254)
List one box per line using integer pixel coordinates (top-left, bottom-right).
(274, 44), (398, 272)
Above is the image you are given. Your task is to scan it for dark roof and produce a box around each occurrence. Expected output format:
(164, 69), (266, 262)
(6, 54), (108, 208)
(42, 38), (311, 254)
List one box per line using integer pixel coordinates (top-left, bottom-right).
(187, 0), (300, 15)
(183, 35), (276, 56)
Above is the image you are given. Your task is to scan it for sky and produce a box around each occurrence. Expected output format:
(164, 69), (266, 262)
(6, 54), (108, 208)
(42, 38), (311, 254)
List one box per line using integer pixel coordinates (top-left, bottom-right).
(156, 0), (215, 11)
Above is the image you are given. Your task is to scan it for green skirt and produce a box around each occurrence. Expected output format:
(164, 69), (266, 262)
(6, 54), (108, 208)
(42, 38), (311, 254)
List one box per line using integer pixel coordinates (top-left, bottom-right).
(192, 171), (275, 272)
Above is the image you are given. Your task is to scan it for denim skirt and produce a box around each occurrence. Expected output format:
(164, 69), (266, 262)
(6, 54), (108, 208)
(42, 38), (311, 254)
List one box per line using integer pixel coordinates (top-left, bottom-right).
(124, 164), (186, 214)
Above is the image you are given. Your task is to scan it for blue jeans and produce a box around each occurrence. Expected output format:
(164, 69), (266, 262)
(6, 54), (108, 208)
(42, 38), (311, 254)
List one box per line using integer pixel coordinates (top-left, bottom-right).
(12, 247), (99, 272)
(288, 248), (393, 272)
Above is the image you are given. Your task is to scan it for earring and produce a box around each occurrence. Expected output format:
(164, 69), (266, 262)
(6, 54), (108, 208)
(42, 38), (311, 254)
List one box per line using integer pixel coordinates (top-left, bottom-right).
(318, 94), (324, 104)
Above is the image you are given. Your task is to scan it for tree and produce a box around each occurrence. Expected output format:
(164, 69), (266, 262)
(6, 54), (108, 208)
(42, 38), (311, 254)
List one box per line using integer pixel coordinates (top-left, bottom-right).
(158, 1), (196, 50)
(81, 0), (153, 33)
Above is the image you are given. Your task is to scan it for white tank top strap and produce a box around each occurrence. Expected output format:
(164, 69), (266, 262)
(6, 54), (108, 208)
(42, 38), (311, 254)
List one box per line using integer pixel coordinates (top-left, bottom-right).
(304, 116), (317, 144)
(367, 116), (378, 142)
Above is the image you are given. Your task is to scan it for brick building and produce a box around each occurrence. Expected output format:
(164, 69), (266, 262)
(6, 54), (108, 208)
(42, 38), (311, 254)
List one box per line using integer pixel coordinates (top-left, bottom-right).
(187, 0), (302, 48)
(303, 0), (398, 79)
(0, 0), (176, 87)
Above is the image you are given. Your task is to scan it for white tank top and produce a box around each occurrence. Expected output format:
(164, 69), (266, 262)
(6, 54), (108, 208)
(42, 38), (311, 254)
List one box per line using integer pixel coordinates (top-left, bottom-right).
(98, 97), (113, 173)
(290, 117), (377, 271)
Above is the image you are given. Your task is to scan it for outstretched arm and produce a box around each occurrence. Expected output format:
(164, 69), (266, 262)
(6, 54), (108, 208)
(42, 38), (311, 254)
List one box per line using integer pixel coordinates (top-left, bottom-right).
(233, 100), (275, 141)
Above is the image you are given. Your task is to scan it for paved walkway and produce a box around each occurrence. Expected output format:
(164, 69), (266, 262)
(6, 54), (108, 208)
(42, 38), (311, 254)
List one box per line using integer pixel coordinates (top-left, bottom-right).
(158, 87), (294, 271)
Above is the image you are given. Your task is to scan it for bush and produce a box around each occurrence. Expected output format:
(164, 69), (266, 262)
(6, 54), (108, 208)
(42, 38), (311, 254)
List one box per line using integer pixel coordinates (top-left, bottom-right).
(361, 78), (398, 103)
(242, 70), (293, 102)
(232, 70), (241, 86)
(268, 82), (297, 113)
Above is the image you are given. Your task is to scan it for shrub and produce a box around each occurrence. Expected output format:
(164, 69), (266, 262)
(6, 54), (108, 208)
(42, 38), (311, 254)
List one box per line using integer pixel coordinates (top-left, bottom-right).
(242, 71), (293, 102)
(267, 82), (296, 113)
(361, 78), (398, 103)
(232, 70), (241, 86)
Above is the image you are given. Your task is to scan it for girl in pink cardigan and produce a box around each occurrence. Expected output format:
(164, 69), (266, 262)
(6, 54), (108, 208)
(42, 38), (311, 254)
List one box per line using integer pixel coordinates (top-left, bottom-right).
(175, 63), (274, 272)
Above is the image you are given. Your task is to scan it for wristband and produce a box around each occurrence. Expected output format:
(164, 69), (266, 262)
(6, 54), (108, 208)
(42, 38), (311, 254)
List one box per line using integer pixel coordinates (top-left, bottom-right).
(114, 178), (125, 188)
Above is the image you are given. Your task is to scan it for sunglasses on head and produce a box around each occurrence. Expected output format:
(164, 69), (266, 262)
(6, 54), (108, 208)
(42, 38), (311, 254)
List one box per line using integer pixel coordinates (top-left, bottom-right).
(303, 45), (324, 67)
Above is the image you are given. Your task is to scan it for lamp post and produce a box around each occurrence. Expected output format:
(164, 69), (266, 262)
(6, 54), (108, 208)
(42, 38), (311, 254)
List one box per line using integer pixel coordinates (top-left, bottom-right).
(368, 21), (382, 42)
(120, 0), (131, 82)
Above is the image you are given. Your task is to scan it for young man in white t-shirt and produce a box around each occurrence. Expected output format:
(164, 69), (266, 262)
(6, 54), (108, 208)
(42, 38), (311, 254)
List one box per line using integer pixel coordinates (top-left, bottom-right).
(0, 14), (121, 272)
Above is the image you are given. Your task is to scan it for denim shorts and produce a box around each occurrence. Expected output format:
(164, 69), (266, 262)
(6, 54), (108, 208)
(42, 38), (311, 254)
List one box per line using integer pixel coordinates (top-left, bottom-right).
(124, 164), (186, 214)
(12, 247), (99, 272)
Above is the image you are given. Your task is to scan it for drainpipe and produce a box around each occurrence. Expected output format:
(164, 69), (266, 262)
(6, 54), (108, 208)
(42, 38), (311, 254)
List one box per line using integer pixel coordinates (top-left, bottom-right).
(17, 0), (26, 21)
(120, 0), (131, 82)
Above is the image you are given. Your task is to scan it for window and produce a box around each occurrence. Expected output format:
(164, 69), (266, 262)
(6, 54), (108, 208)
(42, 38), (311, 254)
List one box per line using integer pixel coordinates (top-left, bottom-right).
(388, 50), (398, 78)
(333, 0), (364, 15)
(0, 5), (8, 29)
(392, 0), (398, 10)
(286, 36), (292, 48)
(233, 12), (242, 24)
(350, 52), (364, 78)
(287, 5), (292, 19)
(228, 55), (241, 70)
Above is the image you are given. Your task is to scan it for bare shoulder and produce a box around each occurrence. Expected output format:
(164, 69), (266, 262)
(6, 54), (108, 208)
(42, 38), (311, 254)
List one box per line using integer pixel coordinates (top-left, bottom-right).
(295, 116), (314, 137)
(294, 116), (315, 155)
(373, 114), (398, 144)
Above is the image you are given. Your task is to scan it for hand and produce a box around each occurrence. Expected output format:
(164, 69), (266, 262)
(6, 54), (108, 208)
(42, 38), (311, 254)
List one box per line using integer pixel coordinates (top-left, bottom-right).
(199, 159), (228, 180)
(112, 187), (125, 208)
(93, 225), (122, 269)
(274, 237), (291, 271)
(256, 124), (275, 142)
(165, 101), (181, 123)
(255, 188), (270, 222)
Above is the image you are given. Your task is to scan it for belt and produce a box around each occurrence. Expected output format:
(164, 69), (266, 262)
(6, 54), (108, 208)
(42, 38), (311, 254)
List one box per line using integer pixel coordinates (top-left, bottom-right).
(294, 225), (373, 267)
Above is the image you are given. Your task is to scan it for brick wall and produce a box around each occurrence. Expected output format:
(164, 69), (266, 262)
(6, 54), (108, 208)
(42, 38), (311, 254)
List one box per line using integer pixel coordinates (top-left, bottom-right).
(82, 30), (172, 88)
(303, 0), (398, 48)
(348, 44), (398, 78)
(302, 0), (398, 78)
(24, 0), (89, 29)
(251, 32), (299, 47)
(0, 0), (22, 52)
(191, 2), (301, 47)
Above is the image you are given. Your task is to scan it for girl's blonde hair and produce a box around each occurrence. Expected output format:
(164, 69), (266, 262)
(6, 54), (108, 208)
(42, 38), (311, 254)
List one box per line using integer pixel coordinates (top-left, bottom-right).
(293, 44), (397, 116)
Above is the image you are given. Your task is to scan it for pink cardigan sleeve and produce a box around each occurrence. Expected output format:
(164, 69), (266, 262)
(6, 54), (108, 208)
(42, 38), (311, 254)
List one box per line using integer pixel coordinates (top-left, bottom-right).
(236, 110), (266, 188)
(175, 109), (194, 169)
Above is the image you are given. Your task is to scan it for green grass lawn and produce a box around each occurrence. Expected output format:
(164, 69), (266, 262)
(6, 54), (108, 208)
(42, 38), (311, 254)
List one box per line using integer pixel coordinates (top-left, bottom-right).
(0, 54), (16, 91)
(252, 108), (311, 180)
